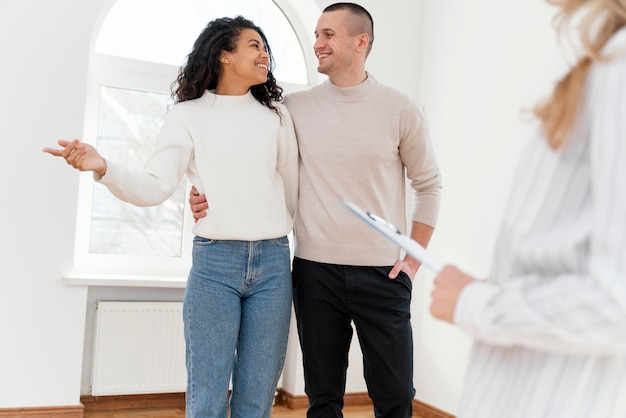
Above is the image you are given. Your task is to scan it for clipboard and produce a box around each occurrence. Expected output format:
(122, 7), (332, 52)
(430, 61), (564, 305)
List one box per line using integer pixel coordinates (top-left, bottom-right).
(341, 200), (444, 274)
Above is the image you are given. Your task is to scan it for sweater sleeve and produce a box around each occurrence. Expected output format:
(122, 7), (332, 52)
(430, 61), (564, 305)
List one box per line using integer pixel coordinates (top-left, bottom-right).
(400, 101), (442, 228)
(95, 106), (193, 207)
(453, 49), (626, 356)
(276, 106), (299, 219)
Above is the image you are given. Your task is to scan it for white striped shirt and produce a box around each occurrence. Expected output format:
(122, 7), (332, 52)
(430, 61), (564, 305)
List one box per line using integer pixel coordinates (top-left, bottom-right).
(453, 28), (626, 418)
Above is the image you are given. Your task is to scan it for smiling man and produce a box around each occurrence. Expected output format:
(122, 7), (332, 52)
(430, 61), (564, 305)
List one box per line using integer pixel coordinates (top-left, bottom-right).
(283, 3), (442, 417)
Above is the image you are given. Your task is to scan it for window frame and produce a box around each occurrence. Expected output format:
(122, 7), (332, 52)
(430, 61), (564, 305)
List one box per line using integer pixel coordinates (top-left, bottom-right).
(72, 53), (194, 277)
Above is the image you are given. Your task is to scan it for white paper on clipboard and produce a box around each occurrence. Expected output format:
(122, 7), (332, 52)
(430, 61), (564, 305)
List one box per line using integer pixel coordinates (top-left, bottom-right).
(341, 200), (444, 274)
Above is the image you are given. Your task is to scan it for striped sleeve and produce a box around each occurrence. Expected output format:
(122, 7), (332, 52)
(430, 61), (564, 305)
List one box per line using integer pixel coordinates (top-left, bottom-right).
(454, 47), (626, 356)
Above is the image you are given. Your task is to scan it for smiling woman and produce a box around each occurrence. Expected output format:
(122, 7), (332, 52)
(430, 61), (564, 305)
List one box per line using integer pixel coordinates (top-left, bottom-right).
(216, 29), (273, 95)
(68, 0), (312, 275)
(44, 13), (301, 418)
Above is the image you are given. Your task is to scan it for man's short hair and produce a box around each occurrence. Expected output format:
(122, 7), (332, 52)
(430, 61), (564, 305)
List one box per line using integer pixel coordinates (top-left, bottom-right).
(323, 2), (374, 55)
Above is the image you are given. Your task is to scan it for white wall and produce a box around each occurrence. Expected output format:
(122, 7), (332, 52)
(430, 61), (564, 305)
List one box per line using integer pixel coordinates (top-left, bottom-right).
(0, 0), (102, 408)
(0, 0), (566, 413)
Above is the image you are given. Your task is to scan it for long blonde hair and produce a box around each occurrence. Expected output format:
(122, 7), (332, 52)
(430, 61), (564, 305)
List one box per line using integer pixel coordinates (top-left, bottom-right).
(534, 0), (626, 149)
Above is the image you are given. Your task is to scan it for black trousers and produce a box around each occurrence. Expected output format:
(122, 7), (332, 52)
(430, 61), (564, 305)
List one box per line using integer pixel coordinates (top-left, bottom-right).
(292, 257), (415, 418)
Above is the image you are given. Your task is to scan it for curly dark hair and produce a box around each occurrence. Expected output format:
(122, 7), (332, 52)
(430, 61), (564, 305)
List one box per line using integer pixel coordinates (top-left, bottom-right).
(171, 16), (283, 115)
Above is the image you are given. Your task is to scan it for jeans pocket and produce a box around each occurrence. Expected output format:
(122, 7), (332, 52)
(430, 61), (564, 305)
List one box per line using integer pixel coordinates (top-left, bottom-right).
(193, 236), (217, 246)
(270, 236), (290, 248)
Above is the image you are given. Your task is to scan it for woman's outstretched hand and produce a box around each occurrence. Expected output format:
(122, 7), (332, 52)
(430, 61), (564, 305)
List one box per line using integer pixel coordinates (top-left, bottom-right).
(43, 139), (107, 176)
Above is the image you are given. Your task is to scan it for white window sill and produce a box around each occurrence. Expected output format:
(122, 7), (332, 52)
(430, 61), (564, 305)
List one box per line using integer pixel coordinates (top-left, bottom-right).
(63, 272), (187, 288)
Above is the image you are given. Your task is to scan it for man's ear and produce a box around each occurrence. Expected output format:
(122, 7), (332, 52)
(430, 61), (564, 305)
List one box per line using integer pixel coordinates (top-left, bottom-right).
(356, 33), (369, 53)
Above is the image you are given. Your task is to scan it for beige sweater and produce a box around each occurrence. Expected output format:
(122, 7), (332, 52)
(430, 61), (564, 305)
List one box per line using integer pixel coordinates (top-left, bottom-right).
(285, 75), (441, 266)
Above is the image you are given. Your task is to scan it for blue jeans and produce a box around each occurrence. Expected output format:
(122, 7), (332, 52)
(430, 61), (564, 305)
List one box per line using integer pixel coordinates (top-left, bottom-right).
(183, 236), (292, 418)
(292, 257), (415, 418)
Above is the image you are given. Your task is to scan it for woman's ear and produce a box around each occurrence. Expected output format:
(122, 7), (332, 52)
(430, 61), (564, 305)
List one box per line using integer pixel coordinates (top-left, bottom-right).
(219, 51), (231, 64)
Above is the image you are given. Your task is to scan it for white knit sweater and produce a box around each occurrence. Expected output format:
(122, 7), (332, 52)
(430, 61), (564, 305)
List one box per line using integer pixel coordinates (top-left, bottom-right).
(97, 90), (299, 241)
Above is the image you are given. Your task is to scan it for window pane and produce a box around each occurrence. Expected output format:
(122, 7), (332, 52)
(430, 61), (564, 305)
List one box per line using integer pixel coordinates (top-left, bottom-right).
(95, 0), (308, 84)
(90, 86), (185, 257)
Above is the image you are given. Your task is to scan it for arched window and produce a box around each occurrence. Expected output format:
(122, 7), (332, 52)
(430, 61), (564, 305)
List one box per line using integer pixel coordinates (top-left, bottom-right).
(73, 0), (314, 277)
(95, 0), (308, 84)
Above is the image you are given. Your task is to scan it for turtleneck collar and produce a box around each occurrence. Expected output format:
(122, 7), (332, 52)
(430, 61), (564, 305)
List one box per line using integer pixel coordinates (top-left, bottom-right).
(200, 89), (259, 107)
(322, 72), (379, 103)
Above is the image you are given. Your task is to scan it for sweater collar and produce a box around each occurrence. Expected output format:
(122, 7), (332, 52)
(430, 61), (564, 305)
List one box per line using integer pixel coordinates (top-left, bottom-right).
(322, 73), (378, 102)
(201, 89), (258, 107)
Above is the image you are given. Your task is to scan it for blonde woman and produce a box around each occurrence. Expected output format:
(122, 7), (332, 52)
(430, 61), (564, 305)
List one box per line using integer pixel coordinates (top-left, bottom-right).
(430, 1), (626, 417)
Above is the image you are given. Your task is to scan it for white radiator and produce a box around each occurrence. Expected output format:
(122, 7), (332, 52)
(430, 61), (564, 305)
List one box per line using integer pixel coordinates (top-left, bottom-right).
(91, 301), (187, 396)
